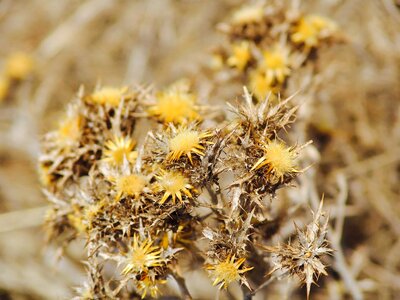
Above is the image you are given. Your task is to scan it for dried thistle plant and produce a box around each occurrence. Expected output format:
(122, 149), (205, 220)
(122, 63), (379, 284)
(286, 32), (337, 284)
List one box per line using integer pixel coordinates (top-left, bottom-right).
(38, 2), (340, 299)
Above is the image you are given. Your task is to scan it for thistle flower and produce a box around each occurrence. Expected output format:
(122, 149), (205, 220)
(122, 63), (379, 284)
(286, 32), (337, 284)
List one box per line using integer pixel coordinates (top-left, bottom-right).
(88, 86), (128, 106)
(207, 255), (253, 289)
(154, 169), (195, 204)
(231, 5), (264, 25)
(292, 15), (337, 48)
(248, 69), (279, 101)
(261, 45), (291, 84)
(5, 52), (34, 80)
(251, 139), (298, 182)
(148, 81), (199, 124)
(136, 276), (166, 299)
(110, 173), (146, 201)
(102, 135), (137, 165)
(121, 234), (164, 276)
(57, 113), (82, 147)
(167, 125), (212, 164)
(227, 41), (251, 71)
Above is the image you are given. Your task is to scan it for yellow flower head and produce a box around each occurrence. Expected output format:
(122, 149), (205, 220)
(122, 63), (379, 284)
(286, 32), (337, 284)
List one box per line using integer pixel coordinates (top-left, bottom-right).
(67, 205), (87, 234)
(121, 235), (164, 275)
(89, 86), (128, 106)
(57, 114), (82, 146)
(291, 15), (337, 47)
(167, 126), (212, 164)
(5, 52), (34, 80)
(154, 169), (195, 204)
(227, 41), (251, 71)
(231, 5), (264, 24)
(248, 69), (280, 101)
(111, 173), (146, 201)
(103, 135), (137, 165)
(251, 140), (298, 180)
(149, 81), (199, 124)
(207, 255), (253, 289)
(136, 276), (166, 299)
(261, 45), (291, 84)
(0, 77), (10, 102)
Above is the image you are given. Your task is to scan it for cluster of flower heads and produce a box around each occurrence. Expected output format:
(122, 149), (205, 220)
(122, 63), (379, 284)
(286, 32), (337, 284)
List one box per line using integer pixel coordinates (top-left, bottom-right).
(41, 2), (337, 299)
(0, 52), (34, 102)
(212, 2), (339, 101)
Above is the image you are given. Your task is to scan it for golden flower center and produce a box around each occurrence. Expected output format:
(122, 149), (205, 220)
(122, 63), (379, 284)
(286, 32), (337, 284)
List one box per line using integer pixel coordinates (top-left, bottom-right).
(116, 175), (145, 196)
(169, 131), (200, 154)
(213, 261), (240, 284)
(155, 94), (197, 123)
(264, 52), (286, 70)
(160, 173), (187, 195)
(91, 87), (127, 106)
(265, 142), (294, 176)
(58, 116), (81, 142)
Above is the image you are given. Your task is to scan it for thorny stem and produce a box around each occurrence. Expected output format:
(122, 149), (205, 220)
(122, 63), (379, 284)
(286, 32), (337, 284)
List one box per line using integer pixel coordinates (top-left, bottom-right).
(171, 274), (192, 300)
(251, 276), (277, 295)
(241, 285), (252, 300)
(307, 170), (364, 300)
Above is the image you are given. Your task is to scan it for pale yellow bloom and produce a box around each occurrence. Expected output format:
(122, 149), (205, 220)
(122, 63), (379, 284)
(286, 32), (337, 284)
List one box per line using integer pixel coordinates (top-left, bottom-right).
(227, 41), (251, 71)
(103, 135), (137, 165)
(154, 170), (194, 204)
(292, 15), (337, 47)
(261, 45), (291, 84)
(89, 86), (128, 106)
(207, 255), (253, 289)
(149, 81), (199, 124)
(5, 52), (34, 80)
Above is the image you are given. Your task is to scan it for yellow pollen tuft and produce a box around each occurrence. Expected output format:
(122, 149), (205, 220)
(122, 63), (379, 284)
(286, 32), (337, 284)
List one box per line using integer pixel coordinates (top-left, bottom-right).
(207, 255), (253, 289)
(114, 174), (146, 201)
(167, 127), (212, 164)
(137, 276), (166, 299)
(121, 235), (164, 276)
(57, 115), (81, 145)
(227, 41), (251, 71)
(155, 170), (194, 204)
(292, 15), (337, 47)
(262, 46), (291, 84)
(103, 135), (137, 165)
(149, 82), (199, 124)
(249, 69), (279, 101)
(5, 52), (34, 80)
(251, 140), (298, 180)
(89, 86), (128, 106)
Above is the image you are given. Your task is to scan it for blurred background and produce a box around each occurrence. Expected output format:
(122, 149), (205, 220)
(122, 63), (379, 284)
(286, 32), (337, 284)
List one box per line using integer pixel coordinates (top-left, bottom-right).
(0, 0), (399, 299)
